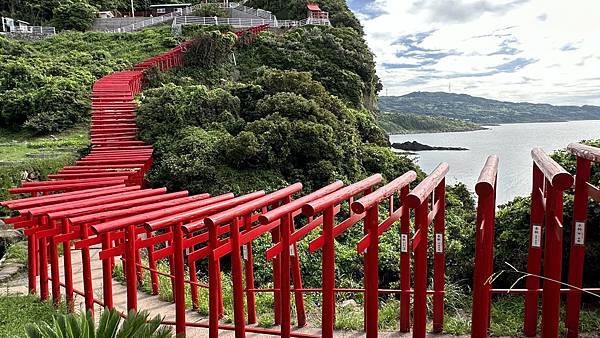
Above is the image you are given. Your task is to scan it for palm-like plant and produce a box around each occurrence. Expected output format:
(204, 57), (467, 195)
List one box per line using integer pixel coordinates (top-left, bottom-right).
(25, 308), (173, 338)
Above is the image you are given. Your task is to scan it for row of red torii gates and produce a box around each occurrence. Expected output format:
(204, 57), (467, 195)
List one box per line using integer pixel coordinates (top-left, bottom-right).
(2, 32), (600, 338)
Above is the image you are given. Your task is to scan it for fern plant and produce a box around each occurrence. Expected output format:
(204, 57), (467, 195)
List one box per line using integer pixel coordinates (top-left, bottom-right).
(24, 308), (173, 338)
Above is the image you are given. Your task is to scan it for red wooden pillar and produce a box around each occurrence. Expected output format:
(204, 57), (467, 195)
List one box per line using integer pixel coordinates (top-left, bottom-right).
(62, 219), (74, 311)
(243, 215), (257, 324)
(39, 216), (49, 301)
(49, 219), (61, 306)
(125, 223), (138, 311)
(321, 206), (336, 338)
(280, 211), (292, 338)
(412, 196), (429, 338)
(541, 185), (564, 338)
(290, 219), (307, 327)
(27, 219), (38, 294)
(364, 202), (379, 338)
(271, 222), (282, 325)
(79, 223), (95, 314)
(173, 222), (186, 336)
(565, 157), (591, 338)
(471, 155), (499, 338)
(146, 230), (160, 295)
(399, 185), (411, 332)
(433, 179), (446, 333)
(208, 220), (221, 338)
(523, 164), (544, 336)
(102, 233), (114, 309)
(230, 217), (246, 338)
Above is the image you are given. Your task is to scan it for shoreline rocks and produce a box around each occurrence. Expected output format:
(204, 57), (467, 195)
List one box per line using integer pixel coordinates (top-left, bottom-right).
(391, 141), (468, 151)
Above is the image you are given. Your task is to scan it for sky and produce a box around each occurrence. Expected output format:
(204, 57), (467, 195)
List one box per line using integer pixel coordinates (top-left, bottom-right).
(347, 0), (600, 105)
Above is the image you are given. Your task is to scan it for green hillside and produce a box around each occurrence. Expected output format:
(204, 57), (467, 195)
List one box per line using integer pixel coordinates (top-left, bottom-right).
(377, 111), (483, 134)
(379, 91), (600, 124)
(0, 28), (176, 134)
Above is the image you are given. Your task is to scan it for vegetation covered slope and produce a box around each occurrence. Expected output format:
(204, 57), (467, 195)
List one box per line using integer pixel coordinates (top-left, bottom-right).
(0, 29), (176, 134)
(377, 111), (483, 134)
(380, 92), (600, 124)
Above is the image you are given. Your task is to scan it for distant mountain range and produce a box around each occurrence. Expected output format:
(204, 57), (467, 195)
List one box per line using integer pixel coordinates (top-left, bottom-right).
(379, 92), (600, 125)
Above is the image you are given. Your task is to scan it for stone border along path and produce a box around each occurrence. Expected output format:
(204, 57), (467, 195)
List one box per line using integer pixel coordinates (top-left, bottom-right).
(0, 32), (465, 337)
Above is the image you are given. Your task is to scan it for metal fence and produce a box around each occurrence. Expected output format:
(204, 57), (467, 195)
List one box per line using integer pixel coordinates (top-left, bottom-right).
(106, 5), (197, 33)
(173, 16), (330, 28)
(11, 26), (56, 34)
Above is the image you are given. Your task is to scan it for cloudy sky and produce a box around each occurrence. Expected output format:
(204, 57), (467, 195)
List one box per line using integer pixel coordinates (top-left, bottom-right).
(347, 0), (600, 105)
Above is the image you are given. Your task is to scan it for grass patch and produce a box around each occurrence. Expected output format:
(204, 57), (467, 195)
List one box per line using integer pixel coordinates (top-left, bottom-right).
(0, 126), (89, 162)
(0, 295), (65, 337)
(0, 126), (89, 216)
(5, 242), (28, 265)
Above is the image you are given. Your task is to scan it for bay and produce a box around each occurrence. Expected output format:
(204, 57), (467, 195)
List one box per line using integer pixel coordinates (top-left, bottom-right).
(389, 120), (600, 204)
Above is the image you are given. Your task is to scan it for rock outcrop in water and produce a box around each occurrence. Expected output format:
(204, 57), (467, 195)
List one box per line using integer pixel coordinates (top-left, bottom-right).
(392, 141), (468, 151)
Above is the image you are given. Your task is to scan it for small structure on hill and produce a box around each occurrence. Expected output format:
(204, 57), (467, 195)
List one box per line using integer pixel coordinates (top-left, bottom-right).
(149, 3), (192, 16)
(1, 16), (55, 36)
(97, 11), (115, 19)
(1, 17), (29, 32)
(306, 3), (330, 25)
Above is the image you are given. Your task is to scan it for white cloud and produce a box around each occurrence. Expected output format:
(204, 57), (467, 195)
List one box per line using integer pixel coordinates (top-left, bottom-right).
(351, 0), (600, 105)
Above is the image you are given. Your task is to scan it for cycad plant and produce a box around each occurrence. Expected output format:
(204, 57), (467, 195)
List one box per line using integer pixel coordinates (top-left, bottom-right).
(24, 308), (173, 338)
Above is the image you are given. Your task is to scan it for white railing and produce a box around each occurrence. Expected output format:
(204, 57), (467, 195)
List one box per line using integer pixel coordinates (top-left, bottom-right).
(303, 18), (331, 26)
(107, 6), (197, 33)
(197, 2), (276, 21)
(11, 26), (56, 34)
(174, 16), (330, 28)
(173, 16), (274, 28)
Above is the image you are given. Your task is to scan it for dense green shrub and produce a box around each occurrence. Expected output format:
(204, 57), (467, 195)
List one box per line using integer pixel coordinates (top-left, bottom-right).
(0, 29), (176, 134)
(139, 68), (413, 196)
(237, 27), (380, 109)
(181, 24), (234, 39)
(192, 3), (228, 17)
(52, 0), (97, 31)
(183, 31), (237, 68)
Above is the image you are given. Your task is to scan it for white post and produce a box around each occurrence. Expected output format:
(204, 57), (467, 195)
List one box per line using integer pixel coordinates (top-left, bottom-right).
(130, 0), (135, 17)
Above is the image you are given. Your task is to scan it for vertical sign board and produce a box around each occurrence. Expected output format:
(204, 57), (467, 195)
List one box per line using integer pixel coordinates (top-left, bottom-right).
(532, 224), (542, 248)
(435, 233), (443, 253)
(401, 234), (408, 253)
(574, 222), (585, 246)
(242, 244), (248, 260)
